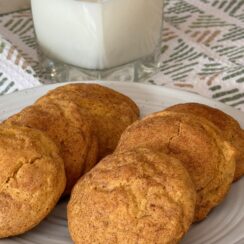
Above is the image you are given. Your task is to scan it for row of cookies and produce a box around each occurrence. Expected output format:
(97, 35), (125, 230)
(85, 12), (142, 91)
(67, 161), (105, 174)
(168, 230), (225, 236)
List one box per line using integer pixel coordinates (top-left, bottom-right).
(68, 103), (243, 243)
(0, 83), (140, 238)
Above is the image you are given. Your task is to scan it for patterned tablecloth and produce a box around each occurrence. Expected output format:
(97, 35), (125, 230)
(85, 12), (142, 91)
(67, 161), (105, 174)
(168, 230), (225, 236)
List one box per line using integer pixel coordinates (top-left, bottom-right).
(0, 0), (244, 110)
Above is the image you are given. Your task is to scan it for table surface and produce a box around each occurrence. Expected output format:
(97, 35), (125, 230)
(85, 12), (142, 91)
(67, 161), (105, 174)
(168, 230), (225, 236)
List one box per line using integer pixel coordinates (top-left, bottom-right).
(0, 0), (244, 111)
(0, 0), (30, 14)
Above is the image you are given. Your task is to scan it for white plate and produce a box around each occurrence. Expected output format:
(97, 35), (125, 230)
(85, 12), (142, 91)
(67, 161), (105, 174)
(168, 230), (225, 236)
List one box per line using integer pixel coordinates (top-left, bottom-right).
(0, 81), (244, 244)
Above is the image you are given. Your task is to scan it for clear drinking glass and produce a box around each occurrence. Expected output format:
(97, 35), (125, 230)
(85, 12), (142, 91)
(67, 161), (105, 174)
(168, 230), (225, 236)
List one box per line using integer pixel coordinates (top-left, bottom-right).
(31, 0), (164, 82)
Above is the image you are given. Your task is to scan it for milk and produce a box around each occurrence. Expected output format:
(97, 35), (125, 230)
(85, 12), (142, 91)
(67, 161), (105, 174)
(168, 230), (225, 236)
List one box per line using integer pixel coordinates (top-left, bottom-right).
(31, 0), (163, 70)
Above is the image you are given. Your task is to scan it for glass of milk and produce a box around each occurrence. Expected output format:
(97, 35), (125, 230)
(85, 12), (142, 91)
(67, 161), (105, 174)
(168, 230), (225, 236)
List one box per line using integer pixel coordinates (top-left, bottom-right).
(31, 0), (164, 82)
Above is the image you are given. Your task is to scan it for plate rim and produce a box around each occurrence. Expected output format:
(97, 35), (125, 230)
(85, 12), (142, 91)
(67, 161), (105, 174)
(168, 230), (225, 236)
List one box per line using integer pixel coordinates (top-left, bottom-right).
(0, 80), (243, 122)
(0, 80), (238, 107)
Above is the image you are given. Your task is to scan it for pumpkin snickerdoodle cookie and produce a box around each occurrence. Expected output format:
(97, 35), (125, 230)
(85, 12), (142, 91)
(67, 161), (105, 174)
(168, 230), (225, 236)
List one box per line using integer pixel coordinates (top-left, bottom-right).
(5, 100), (98, 195)
(68, 148), (196, 244)
(116, 111), (236, 221)
(36, 83), (140, 159)
(0, 125), (66, 238)
(166, 103), (244, 181)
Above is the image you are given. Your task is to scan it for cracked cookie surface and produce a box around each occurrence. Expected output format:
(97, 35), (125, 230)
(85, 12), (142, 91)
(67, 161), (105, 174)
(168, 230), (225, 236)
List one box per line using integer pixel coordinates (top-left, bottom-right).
(5, 100), (98, 195)
(165, 103), (244, 181)
(36, 83), (140, 159)
(116, 111), (236, 221)
(0, 125), (66, 238)
(68, 148), (196, 244)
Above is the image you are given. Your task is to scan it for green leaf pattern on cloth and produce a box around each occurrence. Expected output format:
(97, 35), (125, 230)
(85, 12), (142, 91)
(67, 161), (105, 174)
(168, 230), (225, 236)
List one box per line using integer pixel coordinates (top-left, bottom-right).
(0, 0), (244, 110)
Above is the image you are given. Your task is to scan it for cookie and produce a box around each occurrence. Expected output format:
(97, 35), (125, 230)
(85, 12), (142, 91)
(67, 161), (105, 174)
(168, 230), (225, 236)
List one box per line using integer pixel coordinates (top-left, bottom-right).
(166, 103), (244, 181)
(68, 148), (196, 244)
(116, 111), (236, 221)
(0, 125), (66, 238)
(5, 100), (98, 195)
(36, 83), (140, 158)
